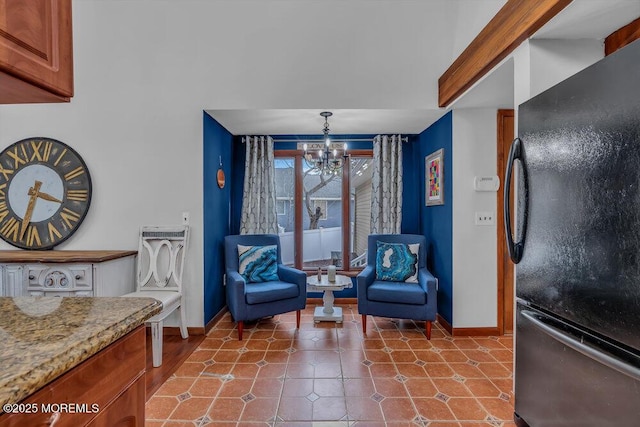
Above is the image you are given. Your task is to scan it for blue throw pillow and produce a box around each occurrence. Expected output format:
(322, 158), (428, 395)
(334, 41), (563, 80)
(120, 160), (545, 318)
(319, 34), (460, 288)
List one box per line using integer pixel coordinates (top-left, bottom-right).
(238, 244), (279, 283)
(375, 241), (419, 283)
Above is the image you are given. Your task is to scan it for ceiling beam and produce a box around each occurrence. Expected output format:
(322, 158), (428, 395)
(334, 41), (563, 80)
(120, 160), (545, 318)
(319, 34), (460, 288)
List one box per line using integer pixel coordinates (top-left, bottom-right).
(438, 0), (572, 108)
(605, 16), (640, 56)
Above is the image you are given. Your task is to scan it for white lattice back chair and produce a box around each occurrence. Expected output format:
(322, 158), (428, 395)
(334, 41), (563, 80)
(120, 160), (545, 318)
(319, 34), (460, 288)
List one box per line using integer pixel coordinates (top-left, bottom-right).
(123, 225), (189, 367)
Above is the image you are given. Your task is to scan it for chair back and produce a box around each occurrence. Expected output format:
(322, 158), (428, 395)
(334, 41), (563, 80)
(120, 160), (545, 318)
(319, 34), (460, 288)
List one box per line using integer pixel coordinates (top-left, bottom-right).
(367, 234), (427, 269)
(225, 234), (282, 272)
(136, 225), (189, 293)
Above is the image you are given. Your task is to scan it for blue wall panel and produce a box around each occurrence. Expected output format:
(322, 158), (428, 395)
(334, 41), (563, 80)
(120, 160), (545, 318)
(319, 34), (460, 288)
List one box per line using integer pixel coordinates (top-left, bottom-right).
(401, 135), (420, 234)
(417, 112), (453, 325)
(203, 112), (234, 324)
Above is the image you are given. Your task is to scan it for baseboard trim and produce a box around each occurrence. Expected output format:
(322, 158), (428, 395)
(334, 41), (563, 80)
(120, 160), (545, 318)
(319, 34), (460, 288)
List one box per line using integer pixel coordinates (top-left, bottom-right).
(436, 314), (500, 337)
(158, 307), (229, 336)
(153, 325), (205, 336)
(437, 314), (453, 335)
(453, 326), (501, 336)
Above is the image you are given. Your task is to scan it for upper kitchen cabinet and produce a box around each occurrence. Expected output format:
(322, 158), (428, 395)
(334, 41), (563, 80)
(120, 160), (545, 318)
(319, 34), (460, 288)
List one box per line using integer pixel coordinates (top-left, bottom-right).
(0, 0), (73, 104)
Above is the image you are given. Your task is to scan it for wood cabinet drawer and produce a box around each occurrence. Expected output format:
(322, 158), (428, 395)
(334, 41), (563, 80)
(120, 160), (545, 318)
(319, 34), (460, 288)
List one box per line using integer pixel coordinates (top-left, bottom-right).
(0, 326), (146, 427)
(88, 376), (145, 427)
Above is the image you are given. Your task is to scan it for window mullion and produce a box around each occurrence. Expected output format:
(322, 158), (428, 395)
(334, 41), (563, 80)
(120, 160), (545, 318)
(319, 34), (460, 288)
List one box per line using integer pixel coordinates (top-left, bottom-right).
(342, 156), (350, 271)
(294, 155), (303, 269)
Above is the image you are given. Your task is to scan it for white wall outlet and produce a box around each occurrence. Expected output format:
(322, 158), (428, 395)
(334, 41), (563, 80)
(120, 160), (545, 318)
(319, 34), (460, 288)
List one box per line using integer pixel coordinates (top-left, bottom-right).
(475, 211), (494, 226)
(182, 211), (190, 225)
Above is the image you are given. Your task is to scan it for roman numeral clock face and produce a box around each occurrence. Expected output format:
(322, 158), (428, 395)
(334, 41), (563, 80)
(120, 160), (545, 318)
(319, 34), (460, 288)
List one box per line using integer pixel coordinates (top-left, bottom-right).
(0, 138), (92, 250)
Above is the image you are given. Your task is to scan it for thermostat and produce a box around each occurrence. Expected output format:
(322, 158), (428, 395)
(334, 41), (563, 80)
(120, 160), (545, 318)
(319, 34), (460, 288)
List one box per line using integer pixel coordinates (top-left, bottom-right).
(474, 176), (500, 192)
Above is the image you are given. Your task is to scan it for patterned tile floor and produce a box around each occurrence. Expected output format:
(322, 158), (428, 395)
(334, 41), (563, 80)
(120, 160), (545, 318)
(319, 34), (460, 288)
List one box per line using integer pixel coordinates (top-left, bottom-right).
(146, 305), (516, 427)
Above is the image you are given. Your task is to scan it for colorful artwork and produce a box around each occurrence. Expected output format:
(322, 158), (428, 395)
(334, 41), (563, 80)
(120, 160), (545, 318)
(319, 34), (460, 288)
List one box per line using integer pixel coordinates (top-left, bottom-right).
(425, 149), (444, 206)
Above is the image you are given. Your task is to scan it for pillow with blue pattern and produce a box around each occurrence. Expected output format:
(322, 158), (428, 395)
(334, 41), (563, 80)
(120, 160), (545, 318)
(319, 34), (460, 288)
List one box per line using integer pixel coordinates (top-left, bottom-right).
(238, 244), (279, 283)
(375, 241), (419, 283)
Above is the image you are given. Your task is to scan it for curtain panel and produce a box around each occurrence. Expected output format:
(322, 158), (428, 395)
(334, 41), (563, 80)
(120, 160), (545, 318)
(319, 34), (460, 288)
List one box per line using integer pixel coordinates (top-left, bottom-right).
(239, 136), (278, 234)
(370, 134), (403, 234)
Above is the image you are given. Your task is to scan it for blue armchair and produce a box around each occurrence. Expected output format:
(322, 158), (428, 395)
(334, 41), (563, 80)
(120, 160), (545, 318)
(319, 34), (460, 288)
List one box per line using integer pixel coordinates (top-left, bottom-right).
(224, 234), (307, 340)
(357, 234), (438, 339)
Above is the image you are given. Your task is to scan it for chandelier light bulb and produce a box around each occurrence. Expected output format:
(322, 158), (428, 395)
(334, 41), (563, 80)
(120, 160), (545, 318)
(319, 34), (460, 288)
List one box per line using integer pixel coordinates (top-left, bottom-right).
(301, 111), (345, 174)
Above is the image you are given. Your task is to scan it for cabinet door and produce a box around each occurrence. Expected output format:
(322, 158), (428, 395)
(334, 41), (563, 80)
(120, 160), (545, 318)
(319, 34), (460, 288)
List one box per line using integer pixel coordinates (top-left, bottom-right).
(0, 0), (73, 103)
(1, 265), (23, 296)
(88, 376), (145, 427)
(0, 327), (146, 427)
(93, 257), (136, 296)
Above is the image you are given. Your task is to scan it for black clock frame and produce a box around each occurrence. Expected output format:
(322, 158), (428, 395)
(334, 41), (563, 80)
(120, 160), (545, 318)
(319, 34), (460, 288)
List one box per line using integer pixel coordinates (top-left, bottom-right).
(0, 137), (92, 250)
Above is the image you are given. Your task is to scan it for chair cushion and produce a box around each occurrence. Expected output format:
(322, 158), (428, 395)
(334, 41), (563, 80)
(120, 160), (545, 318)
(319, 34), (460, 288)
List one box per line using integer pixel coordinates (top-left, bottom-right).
(367, 280), (426, 305)
(245, 281), (299, 305)
(122, 290), (181, 307)
(375, 242), (419, 283)
(238, 244), (279, 283)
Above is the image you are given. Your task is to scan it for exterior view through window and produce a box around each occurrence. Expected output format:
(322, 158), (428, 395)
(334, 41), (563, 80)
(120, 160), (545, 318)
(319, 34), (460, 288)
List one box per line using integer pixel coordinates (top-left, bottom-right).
(275, 153), (372, 271)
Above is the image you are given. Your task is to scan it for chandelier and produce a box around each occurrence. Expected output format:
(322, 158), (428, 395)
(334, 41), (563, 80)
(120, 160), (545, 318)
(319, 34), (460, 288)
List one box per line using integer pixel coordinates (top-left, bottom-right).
(302, 111), (348, 175)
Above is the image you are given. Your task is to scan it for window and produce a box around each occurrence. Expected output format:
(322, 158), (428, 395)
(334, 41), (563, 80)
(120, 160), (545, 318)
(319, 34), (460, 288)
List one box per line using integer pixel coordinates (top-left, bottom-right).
(311, 200), (328, 220)
(274, 149), (373, 271)
(276, 199), (287, 215)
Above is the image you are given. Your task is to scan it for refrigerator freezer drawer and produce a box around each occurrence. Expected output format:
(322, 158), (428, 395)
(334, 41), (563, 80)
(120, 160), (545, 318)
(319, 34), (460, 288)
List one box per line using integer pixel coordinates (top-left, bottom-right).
(515, 302), (640, 427)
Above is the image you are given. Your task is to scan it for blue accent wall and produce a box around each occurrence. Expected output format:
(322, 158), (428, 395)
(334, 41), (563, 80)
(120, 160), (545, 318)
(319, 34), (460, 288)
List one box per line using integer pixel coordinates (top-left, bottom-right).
(401, 135), (421, 234)
(230, 136), (245, 235)
(203, 112), (234, 324)
(417, 112), (453, 325)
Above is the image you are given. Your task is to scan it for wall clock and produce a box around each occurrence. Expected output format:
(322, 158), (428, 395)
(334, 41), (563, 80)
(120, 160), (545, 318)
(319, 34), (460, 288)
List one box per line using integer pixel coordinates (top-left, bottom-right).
(0, 137), (92, 250)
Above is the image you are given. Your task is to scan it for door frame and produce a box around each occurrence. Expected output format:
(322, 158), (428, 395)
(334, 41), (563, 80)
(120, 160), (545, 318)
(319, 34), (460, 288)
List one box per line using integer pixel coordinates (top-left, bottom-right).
(496, 109), (515, 335)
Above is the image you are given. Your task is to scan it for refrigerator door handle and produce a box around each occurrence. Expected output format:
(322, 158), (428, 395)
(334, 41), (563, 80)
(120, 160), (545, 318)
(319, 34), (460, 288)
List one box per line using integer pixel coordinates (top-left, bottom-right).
(522, 310), (640, 382)
(504, 137), (528, 264)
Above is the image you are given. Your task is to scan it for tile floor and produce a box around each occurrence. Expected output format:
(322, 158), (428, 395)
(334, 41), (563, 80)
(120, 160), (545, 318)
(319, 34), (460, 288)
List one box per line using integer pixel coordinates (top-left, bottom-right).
(146, 305), (516, 427)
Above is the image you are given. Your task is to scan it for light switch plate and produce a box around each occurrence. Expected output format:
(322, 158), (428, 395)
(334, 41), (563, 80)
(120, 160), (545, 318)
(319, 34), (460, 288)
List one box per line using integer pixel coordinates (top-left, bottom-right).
(475, 211), (494, 226)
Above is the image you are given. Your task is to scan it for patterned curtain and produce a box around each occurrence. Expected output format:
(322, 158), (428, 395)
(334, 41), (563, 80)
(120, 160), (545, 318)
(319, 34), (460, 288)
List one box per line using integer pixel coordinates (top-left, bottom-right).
(370, 134), (403, 234)
(240, 136), (278, 234)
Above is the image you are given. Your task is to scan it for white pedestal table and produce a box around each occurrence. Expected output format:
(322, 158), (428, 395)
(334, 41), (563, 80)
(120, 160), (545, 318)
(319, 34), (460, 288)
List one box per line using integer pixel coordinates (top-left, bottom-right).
(306, 274), (353, 323)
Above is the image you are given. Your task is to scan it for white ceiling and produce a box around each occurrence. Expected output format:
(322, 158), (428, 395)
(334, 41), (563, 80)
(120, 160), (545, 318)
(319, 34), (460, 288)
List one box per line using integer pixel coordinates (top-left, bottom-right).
(206, 109), (446, 135)
(206, 0), (640, 136)
(534, 0), (640, 39)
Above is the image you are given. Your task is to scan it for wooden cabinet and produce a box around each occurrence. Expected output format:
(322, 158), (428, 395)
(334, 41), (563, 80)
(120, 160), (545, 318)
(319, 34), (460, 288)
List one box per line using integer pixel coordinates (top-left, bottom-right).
(0, 326), (147, 427)
(0, 0), (74, 104)
(0, 251), (137, 297)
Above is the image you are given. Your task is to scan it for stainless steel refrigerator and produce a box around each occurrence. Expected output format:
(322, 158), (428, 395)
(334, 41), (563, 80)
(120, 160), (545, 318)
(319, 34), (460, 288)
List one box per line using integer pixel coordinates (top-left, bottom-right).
(505, 40), (640, 427)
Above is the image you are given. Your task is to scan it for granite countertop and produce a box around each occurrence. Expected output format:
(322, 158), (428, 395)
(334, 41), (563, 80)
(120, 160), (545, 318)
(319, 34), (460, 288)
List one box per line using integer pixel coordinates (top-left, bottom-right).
(0, 296), (161, 409)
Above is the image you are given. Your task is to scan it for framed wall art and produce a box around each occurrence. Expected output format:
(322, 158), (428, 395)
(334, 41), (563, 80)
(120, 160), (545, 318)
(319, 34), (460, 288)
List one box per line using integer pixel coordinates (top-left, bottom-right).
(425, 148), (444, 206)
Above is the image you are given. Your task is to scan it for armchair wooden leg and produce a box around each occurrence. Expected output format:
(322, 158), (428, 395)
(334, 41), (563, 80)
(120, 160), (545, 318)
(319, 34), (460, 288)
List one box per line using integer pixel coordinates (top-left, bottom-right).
(362, 314), (367, 334)
(426, 320), (432, 340)
(237, 321), (244, 341)
(296, 310), (301, 329)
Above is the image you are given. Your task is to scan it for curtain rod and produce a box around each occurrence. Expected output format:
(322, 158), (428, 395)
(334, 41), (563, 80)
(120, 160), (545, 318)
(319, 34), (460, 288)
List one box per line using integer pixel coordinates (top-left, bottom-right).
(241, 137), (409, 143)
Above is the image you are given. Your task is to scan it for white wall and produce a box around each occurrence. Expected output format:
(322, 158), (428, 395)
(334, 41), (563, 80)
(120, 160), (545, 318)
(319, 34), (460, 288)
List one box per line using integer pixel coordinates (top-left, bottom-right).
(452, 108), (498, 328)
(513, 39), (604, 109)
(529, 39), (604, 99)
(0, 0), (465, 327)
(448, 0), (507, 62)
